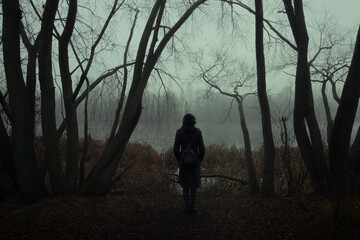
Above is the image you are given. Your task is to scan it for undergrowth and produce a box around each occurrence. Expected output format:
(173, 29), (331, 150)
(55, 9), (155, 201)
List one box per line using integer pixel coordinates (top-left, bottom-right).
(31, 138), (360, 233)
(34, 137), (311, 196)
(0, 139), (356, 240)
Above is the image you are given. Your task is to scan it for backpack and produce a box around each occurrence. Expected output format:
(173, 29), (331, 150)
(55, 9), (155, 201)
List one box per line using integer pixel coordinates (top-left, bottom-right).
(180, 130), (199, 166)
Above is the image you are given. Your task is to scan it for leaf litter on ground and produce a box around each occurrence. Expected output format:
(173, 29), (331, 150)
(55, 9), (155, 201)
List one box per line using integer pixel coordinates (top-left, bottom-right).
(1, 192), (357, 240)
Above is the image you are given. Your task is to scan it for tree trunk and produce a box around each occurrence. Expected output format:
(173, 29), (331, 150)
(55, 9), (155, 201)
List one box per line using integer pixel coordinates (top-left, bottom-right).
(294, 48), (329, 195)
(25, 49), (38, 141)
(350, 125), (360, 171)
(255, 0), (275, 197)
(20, 21), (39, 142)
(283, 0), (329, 195)
(59, 0), (79, 191)
(329, 27), (360, 198)
(237, 98), (260, 194)
(329, 79), (341, 104)
(38, 0), (68, 195)
(2, 0), (47, 202)
(0, 121), (17, 198)
(81, 0), (165, 196)
(79, 80), (90, 185)
(0, 159), (17, 199)
(109, 10), (138, 141)
(280, 117), (293, 196)
(321, 80), (333, 143)
(81, 102), (142, 195)
(0, 115), (17, 193)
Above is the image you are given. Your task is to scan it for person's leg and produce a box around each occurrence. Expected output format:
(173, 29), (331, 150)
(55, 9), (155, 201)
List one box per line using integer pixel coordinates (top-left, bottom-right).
(183, 187), (190, 213)
(189, 188), (196, 214)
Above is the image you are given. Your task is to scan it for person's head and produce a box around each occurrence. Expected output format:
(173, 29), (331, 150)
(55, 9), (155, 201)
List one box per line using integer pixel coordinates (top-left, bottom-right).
(182, 113), (196, 126)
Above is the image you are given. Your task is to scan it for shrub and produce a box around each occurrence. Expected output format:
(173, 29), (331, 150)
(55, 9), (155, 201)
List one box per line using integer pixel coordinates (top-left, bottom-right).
(114, 142), (171, 195)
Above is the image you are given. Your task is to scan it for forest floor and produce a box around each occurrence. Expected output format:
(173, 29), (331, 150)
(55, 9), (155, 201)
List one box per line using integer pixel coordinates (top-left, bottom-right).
(1, 190), (359, 240)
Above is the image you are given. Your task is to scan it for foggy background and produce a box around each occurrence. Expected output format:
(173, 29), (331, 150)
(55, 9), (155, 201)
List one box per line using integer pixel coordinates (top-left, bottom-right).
(50, 0), (360, 152)
(72, 83), (359, 151)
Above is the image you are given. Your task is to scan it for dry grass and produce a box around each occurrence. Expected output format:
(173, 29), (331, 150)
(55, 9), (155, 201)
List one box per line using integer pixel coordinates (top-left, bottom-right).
(35, 137), (172, 195)
(34, 136), (312, 196)
(163, 143), (311, 196)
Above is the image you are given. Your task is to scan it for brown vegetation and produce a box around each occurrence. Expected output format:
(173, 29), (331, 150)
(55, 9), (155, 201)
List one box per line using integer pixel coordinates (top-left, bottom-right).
(0, 140), (357, 239)
(35, 137), (312, 197)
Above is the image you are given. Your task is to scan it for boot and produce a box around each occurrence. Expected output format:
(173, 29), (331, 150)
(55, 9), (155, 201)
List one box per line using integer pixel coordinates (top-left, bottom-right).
(183, 206), (191, 215)
(189, 206), (197, 215)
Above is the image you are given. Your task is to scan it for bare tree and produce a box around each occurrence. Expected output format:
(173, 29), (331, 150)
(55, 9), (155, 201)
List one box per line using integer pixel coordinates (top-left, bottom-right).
(109, 8), (139, 141)
(1, 0), (208, 200)
(309, 20), (352, 143)
(280, 0), (360, 199)
(273, 85), (296, 196)
(220, 0), (279, 197)
(195, 52), (260, 194)
(282, 0), (330, 195)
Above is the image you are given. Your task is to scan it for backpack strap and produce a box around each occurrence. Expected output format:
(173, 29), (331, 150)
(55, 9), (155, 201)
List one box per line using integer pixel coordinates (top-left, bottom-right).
(182, 129), (199, 147)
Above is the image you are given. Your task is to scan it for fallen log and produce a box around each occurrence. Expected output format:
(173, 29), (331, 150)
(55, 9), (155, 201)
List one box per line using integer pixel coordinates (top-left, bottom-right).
(170, 173), (249, 185)
(200, 174), (249, 185)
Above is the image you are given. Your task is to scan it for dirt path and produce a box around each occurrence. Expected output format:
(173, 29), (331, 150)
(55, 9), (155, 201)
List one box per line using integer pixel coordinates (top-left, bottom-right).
(114, 195), (344, 240)
(0, 193), (353, 239)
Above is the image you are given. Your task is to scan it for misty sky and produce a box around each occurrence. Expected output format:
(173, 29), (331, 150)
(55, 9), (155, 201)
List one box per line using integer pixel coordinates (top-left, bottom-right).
(96, 0), (359, 95)
(78, 0), (360, 110)
(167, 0), (360, 96)
(76, 0), (360, 148)
(317, 0), (359, 28)
(132, 0), (360, 149)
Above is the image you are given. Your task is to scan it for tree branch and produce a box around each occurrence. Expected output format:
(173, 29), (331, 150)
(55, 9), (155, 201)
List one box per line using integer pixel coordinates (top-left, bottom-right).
(147, 1), (165, 61)
(109, 9), (139, 140)
(73, 0), (125, 100)
(0, 90), (12, 123)
(309, 46), (332, 66)
(57, 62), (135, 139)
(222, 0), (297, 51)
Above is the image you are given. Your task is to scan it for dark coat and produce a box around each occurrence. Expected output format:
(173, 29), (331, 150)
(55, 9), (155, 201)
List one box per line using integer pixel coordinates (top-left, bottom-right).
(174, 125), (205, 189)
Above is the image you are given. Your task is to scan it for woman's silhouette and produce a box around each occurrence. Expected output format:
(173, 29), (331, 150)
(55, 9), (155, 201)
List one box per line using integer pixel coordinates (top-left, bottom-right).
(174, 113), (205, 214)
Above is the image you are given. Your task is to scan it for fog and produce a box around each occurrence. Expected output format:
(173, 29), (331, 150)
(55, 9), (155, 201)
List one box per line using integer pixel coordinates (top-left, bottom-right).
(71, 83), (360, 152)
(51, 0), (360, 152)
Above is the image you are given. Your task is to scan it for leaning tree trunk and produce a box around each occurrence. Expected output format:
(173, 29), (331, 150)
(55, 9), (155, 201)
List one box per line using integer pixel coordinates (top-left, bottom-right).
(283, 0), (329, 195)
(2, 0), (47, 202)
(255, 0), (275, 197)
(329, 27), (360, 199)
(237, 98), (260, 194)
(350, 125), (360, 173)
(321, 80), (333, 143)
(38, 0), (69, 195)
